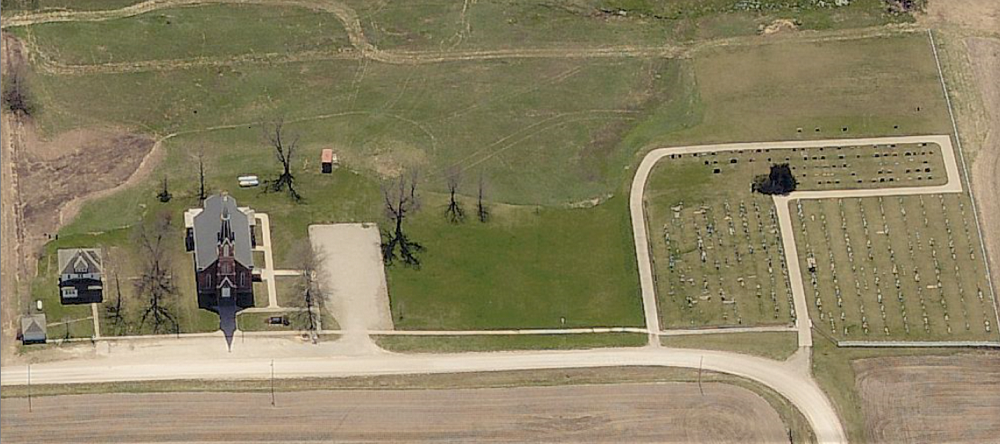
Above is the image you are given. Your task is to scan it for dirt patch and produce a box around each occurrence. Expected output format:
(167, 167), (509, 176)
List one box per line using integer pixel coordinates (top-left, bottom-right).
(920, 0), (1000, 36)
(1, 32), (26, 364)
(854, 353), (1000, 444)
(354, 137), (428, 178)
(965, 37), (1000, 316)
(15, 124), (153, 239)
(761, 19), (799, 36)
(0, 383), (789, 443)
(1, 32), (155, 364)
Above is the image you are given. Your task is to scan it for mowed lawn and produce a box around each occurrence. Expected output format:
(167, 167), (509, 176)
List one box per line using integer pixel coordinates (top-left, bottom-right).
(387, 196), (644, 329)
(57, 126), (644, 333)
(32, 227), (221, 338)
(795, 194), (998, 342)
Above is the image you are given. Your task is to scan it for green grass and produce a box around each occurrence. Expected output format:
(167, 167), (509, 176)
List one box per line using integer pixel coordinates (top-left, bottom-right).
(32, 222), (220, 338)
(236, 310), (333, 332)
(661, 331), (799, 361)
(15, 4), (351, 65)
(387, 195), (643, 330)
(53, 132), (646, 331)
(274, 276), (305, 309)
(374, 333), (648, 352)
(664, 34), (952, 145)
(29, 238), (100, 339)
(0, 0), (143, 13)
(347, 0), (916, 51)
(24, 32), (948, 205)
(26, 56), (684, 206)
(251, 282), (269, 308)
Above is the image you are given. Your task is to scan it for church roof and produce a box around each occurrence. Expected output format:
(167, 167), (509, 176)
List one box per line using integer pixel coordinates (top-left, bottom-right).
(193, 194), (253, 270)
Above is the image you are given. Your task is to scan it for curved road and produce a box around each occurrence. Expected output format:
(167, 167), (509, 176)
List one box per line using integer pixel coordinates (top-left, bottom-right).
(0, 344), (845, 443)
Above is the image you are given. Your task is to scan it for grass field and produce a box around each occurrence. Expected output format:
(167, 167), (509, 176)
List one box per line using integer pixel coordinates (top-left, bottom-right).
(11, 4), (351, 65)
(387, 195), (643, 330)
(236, 308), (338, 332)
(347, 0), (915, 51)
(0, 0), (143, 13)
(794, 194), (999, 342)
(14, 2), (955, 336)
(660, 331), (799, 361)
(374, 333), (648, 352)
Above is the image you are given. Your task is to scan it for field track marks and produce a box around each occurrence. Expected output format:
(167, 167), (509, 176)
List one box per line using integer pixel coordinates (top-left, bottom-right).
(434, 109), (636, 178)
(4, 0), (923, 75)
(433, 66), (582, 124)
(1, 0), (373, 55)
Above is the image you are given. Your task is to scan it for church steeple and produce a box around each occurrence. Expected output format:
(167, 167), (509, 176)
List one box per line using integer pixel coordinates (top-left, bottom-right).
(216, 196), (237, 291)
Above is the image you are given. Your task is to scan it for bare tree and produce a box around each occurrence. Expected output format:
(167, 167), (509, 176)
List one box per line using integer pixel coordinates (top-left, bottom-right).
(477, 172), (489, 223)
(381, 172), (423, 267)
(133, 211), (178, 334)
(104, 272), (128, 335)
(1, 67), (34, 116)
(157, 175), (172, 202)
(445, 167), (465, 224)
(291, 242), (323, 340)
(102, 250), (128, 334)
(195, 146), (207, 202)
(61, 315), (71, 341)
(262, 118), (301, 200)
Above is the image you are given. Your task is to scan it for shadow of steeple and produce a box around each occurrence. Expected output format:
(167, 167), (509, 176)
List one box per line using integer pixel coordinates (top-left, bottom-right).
(217, 304), (237, 351)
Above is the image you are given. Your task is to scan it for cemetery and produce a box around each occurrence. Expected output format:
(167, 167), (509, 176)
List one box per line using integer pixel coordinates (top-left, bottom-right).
(643, 139), (997, 336)
(793, 194), (996, 341)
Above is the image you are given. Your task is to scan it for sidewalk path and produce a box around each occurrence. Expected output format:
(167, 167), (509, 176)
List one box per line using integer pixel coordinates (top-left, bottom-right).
(253, 213), (278, 308)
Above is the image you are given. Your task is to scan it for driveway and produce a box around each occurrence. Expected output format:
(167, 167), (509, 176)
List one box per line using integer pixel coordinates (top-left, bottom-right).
(309, 224), (393, 334)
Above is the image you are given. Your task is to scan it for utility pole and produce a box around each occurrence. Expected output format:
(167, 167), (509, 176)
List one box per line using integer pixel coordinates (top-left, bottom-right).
(697, 356), (704, 397)
(270, 359), (275, 407)
(27, 364), (32, 412)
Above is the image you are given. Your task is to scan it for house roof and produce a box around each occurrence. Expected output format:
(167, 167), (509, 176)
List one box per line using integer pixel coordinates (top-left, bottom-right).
(193, 194), (253, 271)
(57, 249), (102, 276)
(20, 314), (46, 340)
(321, 148), (334, 163)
